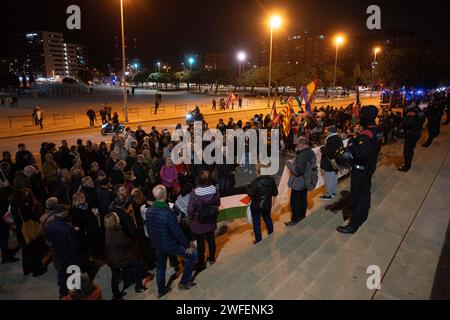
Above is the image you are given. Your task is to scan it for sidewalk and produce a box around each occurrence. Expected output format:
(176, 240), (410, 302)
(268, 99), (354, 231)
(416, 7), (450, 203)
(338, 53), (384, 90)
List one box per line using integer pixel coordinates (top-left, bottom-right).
(0, 95), (369, 139)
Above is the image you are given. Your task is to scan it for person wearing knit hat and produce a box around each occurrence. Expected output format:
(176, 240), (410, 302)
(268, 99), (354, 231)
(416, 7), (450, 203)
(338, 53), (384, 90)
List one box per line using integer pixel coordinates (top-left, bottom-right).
(319, 125), (343, 200)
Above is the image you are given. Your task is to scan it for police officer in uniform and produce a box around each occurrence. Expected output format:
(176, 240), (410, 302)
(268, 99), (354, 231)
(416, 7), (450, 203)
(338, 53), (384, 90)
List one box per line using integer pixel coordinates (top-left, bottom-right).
(422, 96), (444, 147)
(398, 102), (425, 172)
(337, 105), (383, 234)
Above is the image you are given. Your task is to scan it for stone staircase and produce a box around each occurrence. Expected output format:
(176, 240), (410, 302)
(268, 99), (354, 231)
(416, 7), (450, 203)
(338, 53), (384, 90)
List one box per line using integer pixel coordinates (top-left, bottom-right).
(127, 126), (450, 300)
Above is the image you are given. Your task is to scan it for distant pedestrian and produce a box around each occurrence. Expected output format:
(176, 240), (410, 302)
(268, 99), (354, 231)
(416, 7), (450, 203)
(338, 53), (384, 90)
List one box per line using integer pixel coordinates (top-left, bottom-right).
(104, 103), (112, 121)
(35, 107), (44, 130)
(99, 107), (107, 124)
(238, 95), (243, 109)
(132, 87), (135, 96)
(0, 96), (5, 107)
(86, 108), (97, 127)
(154, 92), (161, 115)
(212, 98), (217, 111)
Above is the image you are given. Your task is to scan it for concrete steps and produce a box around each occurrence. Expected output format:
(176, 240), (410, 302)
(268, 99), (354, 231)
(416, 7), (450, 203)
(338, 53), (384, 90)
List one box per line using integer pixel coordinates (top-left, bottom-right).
(129, 128), (450, 300)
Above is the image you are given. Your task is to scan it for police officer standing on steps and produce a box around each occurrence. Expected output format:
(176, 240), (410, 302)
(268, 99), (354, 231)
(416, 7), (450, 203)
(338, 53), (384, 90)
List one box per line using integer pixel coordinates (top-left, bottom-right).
(422, 95), (444, 147)
(398, 102), (425, 172)
(336, 105), (383, 234)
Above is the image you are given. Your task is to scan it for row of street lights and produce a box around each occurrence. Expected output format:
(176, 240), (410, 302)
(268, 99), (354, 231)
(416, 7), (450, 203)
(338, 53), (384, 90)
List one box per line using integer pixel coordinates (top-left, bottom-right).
(118, 2), (381, 122)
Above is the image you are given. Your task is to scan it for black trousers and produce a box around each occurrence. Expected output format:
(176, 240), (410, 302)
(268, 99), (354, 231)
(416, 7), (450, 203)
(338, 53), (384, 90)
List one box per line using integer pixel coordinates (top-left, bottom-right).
(290, 189), (308, 222)
(403, 131), (421, 168)
(0, 220), (13, 262)
(89, 117), (95, 126)
(349, 170), (372, 230)
(111, 260), (144, 296)
(195, 232), (215, 266)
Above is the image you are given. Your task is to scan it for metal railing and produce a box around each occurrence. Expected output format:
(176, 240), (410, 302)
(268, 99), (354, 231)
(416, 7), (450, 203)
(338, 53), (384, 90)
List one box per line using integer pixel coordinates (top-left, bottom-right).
(53, 113), (75, 125)
(8, 116), (34, 128)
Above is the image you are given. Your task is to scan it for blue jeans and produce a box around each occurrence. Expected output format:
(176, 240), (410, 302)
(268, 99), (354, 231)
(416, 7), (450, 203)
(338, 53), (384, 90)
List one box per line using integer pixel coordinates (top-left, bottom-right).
(324, 171), (338, 196)
(155, 246), (197, 295)
(219, 176), (229, 190)
(251, 208), (273, 243)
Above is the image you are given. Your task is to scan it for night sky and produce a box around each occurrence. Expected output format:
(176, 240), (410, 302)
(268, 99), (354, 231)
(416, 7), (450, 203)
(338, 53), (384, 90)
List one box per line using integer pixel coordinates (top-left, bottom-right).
(1, 0), (448, 69)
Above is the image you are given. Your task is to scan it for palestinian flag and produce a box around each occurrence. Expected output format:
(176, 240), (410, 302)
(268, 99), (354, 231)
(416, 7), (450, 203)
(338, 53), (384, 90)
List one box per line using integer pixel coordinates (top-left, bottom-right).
(217, 194), (250, 222)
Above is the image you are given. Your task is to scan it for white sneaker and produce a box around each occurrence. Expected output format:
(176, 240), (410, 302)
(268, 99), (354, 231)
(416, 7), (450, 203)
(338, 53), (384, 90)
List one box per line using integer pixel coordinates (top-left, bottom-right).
(243, 168), (248, 172)
(168, 267), (176, 276)
(249, 170), (253, 174)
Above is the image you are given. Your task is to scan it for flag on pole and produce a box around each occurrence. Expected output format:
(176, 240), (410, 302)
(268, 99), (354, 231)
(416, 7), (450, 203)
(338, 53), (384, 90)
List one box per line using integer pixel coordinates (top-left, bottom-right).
(225, 92), (237, 107)
(301, 80), (318, 116)
(282, 97), (293, 136)
(270, 99), (278, 120)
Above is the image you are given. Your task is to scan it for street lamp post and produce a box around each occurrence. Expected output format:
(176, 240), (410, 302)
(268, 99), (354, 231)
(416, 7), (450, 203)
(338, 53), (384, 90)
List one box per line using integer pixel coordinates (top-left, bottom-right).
(237, 51), (247, 77)
(189, 57), (194, 71)
(268, 16), (281, 108)
(157, 62), (161, 72)
(370, 47), (380, 98)
(120, 0), (128, 123)
(332, 35), (344, 100)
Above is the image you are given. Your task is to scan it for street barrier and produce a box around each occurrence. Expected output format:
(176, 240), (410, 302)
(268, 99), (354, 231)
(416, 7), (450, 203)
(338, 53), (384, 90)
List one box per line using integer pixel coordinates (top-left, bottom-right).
(53, 113), (76, 125)
(8, 116), (34, 128)
(175, 104), (187, 113)
(151, 105), (166, 115)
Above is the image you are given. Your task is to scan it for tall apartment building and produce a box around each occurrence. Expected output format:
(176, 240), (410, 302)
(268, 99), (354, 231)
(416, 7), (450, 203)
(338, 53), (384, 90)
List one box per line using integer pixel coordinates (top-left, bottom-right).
(14, 31), (88, 79)
(252, 31), (332, 68)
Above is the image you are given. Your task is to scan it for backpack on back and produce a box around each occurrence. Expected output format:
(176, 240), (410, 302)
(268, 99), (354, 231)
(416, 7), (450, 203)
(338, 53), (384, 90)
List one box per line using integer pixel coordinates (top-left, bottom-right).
(197, 203), (219, 224)
(304, 156), (318, 191)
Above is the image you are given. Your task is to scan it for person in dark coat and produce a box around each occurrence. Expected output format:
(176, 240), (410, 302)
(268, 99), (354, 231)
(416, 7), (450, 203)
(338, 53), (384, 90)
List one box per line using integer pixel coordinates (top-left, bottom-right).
(422, 97), (444, 147)
(86, 108), (97, 127)
(187, 171), (220, 271)
(70, 192), (100, 261)
(145, 185), (197, 298)
(10, 189), (48, 277)
(80, 176), (98, 210)
(15, 143), (35, 171)
(247, 164), (278, 244)
(111, 161), (126, 186)
(44, 204), (79, 298)
(59, 140), (74, 170)
(104, 212), (146, 299)
(0, 180), (18, 263)
(132, 155), (147, 188)
(111, 193), (136, 240)
(319, 125), (343, 200)
(286, 137), (317, 226)
(53, 169), (71, 205)
(398, 103), (425, 172)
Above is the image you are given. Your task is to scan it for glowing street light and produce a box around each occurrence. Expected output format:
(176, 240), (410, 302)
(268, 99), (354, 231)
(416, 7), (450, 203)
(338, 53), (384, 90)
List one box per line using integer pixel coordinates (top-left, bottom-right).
(268, 15), (282, 107)
(157, 62), (161, 72)
(188, 57), (195, 70)
(371, 47), (381, 97)
(270, 16), (282, 28)
(332, 34), (345, 100)
(237, 51), (247, 77)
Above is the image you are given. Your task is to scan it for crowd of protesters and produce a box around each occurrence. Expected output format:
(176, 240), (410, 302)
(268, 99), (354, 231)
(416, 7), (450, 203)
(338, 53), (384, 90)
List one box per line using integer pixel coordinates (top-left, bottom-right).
(0, 89), (448, 300)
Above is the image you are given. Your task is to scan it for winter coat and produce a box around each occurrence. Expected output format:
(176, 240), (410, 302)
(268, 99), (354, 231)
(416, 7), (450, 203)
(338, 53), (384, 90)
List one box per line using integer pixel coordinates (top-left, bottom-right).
(145, 201), (189, 255)
(160, 165), (178, 188)
(187, 185), (220, 234)
(248, 175), (278, 216)
(105, 229), (137, 269)
(13, 170), (31, 191)
(320, 133), (343, 172)
(286, 147), (316, 191)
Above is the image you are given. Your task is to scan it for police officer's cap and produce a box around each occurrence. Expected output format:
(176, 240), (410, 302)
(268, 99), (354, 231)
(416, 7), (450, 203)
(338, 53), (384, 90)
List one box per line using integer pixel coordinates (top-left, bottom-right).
(360, 105), (379, 120)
